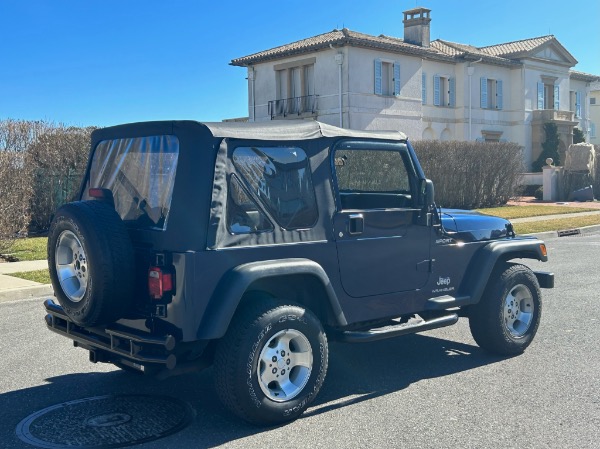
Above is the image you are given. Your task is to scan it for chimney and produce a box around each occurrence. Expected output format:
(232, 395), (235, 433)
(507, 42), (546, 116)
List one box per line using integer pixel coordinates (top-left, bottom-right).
(403, 7), (431, 47)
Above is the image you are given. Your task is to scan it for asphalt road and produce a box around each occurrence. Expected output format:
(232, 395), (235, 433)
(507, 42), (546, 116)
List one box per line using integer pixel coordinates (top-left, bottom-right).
(1, 233), (599, 449)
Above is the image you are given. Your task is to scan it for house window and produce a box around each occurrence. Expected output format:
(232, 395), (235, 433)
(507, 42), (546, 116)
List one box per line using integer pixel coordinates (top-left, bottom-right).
(537, 78), (559, 110)
(570, 91), (582, 118)
(374, 59), (400, 96)
(434, 75), (455, 107)
(480, 78), (503, 109)
(275, 60), (315, 100)
(272, 58), (316, 117)
(591, 98), (597, 105)
(591, 123), (597, 138)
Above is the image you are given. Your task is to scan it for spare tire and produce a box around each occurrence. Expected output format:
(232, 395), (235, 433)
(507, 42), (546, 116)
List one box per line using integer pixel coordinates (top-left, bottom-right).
(47, 200), (135, 326)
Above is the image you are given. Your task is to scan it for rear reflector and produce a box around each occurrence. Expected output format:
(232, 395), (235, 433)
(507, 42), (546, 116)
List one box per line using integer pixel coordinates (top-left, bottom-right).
(148, 267), (173, 300)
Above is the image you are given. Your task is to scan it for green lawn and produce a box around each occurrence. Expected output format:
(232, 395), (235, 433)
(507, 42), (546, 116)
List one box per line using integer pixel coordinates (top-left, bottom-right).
(476, 205), (597, 220)
(8, 269), (51, 284)
(2, 237), (47, 261)
(513, 215), (600, 235)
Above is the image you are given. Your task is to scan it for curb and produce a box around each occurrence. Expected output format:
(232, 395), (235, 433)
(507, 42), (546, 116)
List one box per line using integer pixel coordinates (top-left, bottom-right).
(0, 285), (54, 304)
(526, 224), (600, 239)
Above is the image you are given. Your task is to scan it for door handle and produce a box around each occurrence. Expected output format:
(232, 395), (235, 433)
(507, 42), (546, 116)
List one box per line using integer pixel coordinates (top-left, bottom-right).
(348, 214), (364, 235)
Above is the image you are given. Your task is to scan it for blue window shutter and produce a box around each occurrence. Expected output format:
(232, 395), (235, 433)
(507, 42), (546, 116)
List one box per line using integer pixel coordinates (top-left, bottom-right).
(393, 61), (401, 96)
(422, 72), (426, 105)
(449, 78), (455, 107)
(496, 80), (503, 109)
(575, 91), (582, 118)
(374, 59), (382, 95)
(480, 77), (488, 108)
(554, 85), (560, 110)
(537, 82), (544, 109)
(434, 75), (440, 106)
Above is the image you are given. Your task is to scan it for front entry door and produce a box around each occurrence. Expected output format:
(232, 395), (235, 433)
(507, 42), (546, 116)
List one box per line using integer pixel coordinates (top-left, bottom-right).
(332, 142), (431, 298)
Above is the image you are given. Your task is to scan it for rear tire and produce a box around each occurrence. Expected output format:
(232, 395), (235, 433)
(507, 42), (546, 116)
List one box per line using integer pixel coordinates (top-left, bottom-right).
(469, 263), (542, 355)
(47, 200), (135, 326)
(213, 298), (328, 425)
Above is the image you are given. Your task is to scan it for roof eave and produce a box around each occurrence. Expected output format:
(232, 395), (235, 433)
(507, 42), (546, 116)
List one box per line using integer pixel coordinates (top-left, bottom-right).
(232, 37), (459, 67)
(569, 71), (600, 82)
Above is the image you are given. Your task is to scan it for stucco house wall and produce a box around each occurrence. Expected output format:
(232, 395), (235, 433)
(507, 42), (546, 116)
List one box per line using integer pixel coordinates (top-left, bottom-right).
(232, 8), (599, 169)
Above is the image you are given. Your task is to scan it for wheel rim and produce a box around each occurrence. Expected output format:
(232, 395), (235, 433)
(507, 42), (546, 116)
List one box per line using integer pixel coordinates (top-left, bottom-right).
(55, 230), (89, 302)
(257, 329), (313, 402)
(503, 284), (534, 338)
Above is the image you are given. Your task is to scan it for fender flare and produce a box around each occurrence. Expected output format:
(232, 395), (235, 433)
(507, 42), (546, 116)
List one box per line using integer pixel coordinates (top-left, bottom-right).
(459, 238), (548, 305)
(196, 258), (346, 339)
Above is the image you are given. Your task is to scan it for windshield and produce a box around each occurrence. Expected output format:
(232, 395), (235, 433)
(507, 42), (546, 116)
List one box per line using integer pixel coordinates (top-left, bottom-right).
(83, 135), (179, 230)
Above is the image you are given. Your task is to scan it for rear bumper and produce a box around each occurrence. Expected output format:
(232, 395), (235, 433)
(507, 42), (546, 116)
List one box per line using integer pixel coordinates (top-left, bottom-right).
(44, 299), (177, 370)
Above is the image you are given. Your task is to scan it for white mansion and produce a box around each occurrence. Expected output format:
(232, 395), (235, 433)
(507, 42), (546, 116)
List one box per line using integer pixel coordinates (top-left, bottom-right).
(231, 7), (599, 169)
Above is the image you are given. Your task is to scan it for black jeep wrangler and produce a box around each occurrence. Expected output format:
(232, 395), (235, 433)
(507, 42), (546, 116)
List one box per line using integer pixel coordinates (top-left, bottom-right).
(44, 120), (553, 425)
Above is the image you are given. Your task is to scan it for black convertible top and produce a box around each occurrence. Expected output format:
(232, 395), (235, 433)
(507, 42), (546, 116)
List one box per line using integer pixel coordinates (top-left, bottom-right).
(91, 120), (408, 144)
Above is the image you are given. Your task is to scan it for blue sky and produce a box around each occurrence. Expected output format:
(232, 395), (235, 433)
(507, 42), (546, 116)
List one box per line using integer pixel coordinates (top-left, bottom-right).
(1, 0), (598, 127)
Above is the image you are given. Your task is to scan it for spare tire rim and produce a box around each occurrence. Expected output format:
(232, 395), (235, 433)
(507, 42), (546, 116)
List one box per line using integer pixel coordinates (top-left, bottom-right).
(503, 284), (534, 338)
(257, 329), (313, 402)
(55, 230), (89, 302)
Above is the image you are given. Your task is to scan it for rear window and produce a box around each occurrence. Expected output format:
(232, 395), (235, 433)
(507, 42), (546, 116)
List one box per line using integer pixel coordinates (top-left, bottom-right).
(83, 135), (179, 230)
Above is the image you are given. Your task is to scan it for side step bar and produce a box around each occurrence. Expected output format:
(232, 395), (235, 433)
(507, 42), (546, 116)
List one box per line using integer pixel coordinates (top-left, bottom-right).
(44, 299), (177, 369)
(426, 295), (472, 310)
(335, 313), (459, 343)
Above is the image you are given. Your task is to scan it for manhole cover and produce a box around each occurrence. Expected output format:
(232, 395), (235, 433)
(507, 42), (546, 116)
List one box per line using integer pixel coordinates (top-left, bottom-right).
(16, 395), (193, 448)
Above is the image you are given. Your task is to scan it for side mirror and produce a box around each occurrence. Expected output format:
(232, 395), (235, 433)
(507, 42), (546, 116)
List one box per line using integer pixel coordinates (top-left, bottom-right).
(419, 178), (435, 210)
(417, 179), (436, 227)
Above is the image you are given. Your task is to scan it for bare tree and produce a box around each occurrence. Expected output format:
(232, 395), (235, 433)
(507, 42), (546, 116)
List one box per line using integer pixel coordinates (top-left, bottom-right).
(26, 125), (95, 231)
(0, 120), (44, 253)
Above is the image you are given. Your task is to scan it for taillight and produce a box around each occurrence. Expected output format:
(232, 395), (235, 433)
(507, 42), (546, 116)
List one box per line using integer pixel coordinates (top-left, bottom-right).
(88, 188), (115, 206)
(148, 266), (173, 300)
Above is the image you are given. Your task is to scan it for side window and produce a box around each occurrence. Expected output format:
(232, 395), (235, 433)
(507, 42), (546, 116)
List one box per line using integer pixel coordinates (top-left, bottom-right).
(232, 146), (318, 230)
(334, 148), (413, 210)
(227, 176), (273, 234)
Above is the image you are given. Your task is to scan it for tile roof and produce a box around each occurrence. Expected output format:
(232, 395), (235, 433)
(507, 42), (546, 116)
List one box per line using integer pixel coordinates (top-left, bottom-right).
(231, 30), (347, 66)
(431, 40), (520, 66)
(569, 70), (600, 82)
(231, 28), (456, 66)
(232, 30), (582, 71)
(479, 35), (556, 57)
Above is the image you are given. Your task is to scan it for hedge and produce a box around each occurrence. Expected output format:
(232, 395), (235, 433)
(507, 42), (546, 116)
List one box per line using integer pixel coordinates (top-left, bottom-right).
(412, 140), (524, 209)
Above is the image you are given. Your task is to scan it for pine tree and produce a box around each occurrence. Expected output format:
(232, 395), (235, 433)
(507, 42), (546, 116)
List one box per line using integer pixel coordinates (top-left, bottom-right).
(532, 123), (560, 172)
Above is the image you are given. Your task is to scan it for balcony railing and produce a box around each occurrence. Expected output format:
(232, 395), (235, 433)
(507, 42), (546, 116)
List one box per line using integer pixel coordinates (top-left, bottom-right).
(268, 95), (317, 119)
(532, 109), (576, 123)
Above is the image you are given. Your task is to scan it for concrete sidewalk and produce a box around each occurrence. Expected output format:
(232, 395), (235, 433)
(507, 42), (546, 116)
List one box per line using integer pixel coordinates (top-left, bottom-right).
(0, 259), (53, 303)
(1, 200), (599, 303)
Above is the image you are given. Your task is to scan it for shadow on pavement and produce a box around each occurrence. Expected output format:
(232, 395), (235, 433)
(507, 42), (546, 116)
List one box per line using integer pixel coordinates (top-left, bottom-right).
(2, 333), (505, 448)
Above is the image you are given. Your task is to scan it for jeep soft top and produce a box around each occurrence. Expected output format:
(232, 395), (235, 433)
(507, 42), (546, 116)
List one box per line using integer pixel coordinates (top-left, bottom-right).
(43, 120), (553, 425)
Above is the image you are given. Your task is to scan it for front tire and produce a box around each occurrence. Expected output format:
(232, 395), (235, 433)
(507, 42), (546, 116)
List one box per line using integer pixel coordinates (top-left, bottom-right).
(213, 298), (328, 425)
(469, 263), (542, 355)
